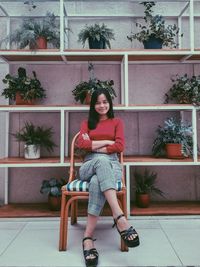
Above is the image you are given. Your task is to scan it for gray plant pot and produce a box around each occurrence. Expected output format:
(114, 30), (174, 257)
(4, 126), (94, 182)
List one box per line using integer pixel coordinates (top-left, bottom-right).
(24, 144), (40, 159)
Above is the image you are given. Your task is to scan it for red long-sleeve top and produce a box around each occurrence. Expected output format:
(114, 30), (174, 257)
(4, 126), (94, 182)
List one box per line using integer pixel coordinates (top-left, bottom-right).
(77, 118), (125, 154)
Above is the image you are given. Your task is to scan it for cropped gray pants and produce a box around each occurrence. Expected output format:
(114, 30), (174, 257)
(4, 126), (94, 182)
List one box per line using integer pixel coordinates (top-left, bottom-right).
(79, 153), (122, 216)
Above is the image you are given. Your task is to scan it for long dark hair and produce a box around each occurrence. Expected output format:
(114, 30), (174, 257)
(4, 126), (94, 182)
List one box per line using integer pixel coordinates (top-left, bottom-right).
(88, 88), (114, 129)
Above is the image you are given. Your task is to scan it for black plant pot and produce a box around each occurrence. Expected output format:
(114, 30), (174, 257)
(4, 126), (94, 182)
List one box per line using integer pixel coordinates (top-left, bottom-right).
(143, 36), (163, 49)
(88, 38), (105, 49)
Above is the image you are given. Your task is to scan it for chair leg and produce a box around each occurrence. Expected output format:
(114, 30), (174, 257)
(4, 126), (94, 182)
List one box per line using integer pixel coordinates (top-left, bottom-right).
(62, 197), (74, 250)
(59, 193), (67, 251)
(71, 200), (78, 225)
(120, 193), (128, 252)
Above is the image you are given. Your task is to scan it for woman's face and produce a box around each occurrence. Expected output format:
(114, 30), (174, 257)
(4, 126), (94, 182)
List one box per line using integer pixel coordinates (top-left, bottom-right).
(94, 93), (110, 116)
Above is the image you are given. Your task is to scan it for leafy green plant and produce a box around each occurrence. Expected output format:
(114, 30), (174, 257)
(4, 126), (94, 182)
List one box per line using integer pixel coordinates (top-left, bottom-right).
(13, 122), (56, 152)
(40, 177), (66, 197)
(72, 78), (117, 104)
(152, 117), (193, 157)
(165, 74), (200, 105)
(78, 23), (115, 49)
(127, 1), (182, 48)
(6, 12), (60, 49)
(1, 67), (46, 101)
(134, 168), (164, 196)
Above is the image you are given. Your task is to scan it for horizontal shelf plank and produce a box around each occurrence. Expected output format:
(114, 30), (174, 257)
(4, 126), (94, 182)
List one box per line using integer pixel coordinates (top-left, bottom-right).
(0, 49), (200, 62)
(0, 155), (195, 167)
(131, 201), (200, 216)
(0, 104), (195, 112)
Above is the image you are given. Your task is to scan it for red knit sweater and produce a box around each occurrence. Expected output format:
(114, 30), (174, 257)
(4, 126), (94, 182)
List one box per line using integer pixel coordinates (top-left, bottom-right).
(77, 118), (125, 154)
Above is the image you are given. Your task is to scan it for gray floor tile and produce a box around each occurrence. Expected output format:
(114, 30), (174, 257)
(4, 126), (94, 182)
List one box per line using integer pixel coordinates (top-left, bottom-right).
(163, 228), (200, 266)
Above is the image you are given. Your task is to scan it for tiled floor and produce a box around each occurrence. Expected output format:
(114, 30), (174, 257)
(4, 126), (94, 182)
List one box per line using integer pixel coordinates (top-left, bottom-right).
(0, 216), (200, 267)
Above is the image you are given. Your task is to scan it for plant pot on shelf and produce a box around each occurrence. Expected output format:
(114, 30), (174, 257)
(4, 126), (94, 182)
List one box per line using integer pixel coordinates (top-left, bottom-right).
(143, 35), (163, 49)
(24, 144), (40, 159)
(165, 143), (184, 159)
(48, 195), (61, 211)
(136, 193), (150, 208)
(88, 38), (105, 49)
(84, 91), (92, 104)
(36, 37), (47, 49)
(15, 92), (35, 105)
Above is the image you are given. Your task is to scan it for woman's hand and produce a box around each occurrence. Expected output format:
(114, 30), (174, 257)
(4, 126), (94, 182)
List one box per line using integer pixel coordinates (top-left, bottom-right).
(82, 133), (90, 140)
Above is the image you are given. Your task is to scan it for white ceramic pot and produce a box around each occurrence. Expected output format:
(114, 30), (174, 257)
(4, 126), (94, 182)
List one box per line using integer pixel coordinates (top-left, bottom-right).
(24, 144), (40, 159)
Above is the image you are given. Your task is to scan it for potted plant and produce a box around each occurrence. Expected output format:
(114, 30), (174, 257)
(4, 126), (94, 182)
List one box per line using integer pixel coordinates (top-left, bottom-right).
(134, 168), (164, 208)
(127, 1), (182, 49)
(152, 117), (193, 158)
(72, 78), (117, 104)
(1, 67), (46, 105)
(165, 74), (200, 105)
(13, 122), (56, 159)
(40, 177), (67, 211)
(78, 23), (115, 49)
(7, 12), (60, 49)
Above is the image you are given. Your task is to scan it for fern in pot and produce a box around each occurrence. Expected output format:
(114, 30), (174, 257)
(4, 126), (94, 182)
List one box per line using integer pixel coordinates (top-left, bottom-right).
(78, 23), (115, 49)
(152, 117), (193, 159)
(5, 12), (60, 49)
(13, 122), (56, 159)
(134, 168), (164, 208)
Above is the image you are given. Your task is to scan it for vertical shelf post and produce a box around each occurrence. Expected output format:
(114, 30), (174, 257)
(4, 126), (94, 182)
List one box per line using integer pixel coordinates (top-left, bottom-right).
(60, 110), (65, 163)
(60, 0), (65, 51)
(125, 165), (131, 218)
(192, 107), (198, 162)
(189, 0), (194, 51)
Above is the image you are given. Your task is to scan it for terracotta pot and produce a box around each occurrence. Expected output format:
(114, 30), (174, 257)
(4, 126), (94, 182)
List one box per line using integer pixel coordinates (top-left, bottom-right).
(136, 193), (150, 208)
(165, 143), (183, 159)
(84, 92), (91, 105)
(36, 37), (47, 49)
(15, 92), (34, 105)
(48, 195), (61, 211)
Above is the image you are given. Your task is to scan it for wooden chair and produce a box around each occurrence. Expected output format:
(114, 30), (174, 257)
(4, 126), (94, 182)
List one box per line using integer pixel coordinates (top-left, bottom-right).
(59, 132), (128, 251)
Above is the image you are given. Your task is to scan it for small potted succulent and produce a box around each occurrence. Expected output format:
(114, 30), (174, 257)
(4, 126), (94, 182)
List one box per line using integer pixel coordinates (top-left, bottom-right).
(40, 177), (67, 211)
(13, 122), (56, 159)
(134, 168), (164, 208)
(165, 74), (200, 105)
(1, 67), (46, 105)
(78, 23), (115, 49)
(6, 12), (60, 49)
(127, 1), (182, 49)
(152, 117), (193, 158)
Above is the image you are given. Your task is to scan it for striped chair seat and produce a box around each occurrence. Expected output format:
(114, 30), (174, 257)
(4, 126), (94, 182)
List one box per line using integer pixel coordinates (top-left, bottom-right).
(66, 179), (123, 192)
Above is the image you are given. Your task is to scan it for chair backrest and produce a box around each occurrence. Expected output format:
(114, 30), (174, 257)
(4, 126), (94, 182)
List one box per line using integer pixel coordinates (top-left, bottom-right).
(68, 132), (125, 188)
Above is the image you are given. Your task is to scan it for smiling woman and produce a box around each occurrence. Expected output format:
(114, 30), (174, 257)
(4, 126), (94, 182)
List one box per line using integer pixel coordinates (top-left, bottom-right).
(75, 87), (139, 267)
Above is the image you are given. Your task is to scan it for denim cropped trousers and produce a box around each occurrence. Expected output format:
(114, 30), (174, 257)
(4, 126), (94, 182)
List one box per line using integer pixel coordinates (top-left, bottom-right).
(79, 153), (122, 216)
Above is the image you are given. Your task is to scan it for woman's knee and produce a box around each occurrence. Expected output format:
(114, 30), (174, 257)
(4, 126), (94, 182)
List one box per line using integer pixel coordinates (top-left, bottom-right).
(93, 156), (112, 168)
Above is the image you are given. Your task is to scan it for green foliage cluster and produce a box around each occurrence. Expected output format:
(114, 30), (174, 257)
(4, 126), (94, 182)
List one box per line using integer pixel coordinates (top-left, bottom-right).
(13, 122), (56, 152)
(72, 78), (117, 104)
(78, 23), (115, 48)
(165, 74), (200, 105)
(134, 168), (164, 196)
(127, 1), (182, 48)
(2, 67), (46, 101)
(152, 117), (193, 157)
(40, 177), (66, 197)
(9, 12), (60, 49)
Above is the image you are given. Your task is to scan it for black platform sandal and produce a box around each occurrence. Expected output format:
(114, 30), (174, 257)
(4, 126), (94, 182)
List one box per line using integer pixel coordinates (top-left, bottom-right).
(112, 214), (140, 248)
(82, 237), (99, 267)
